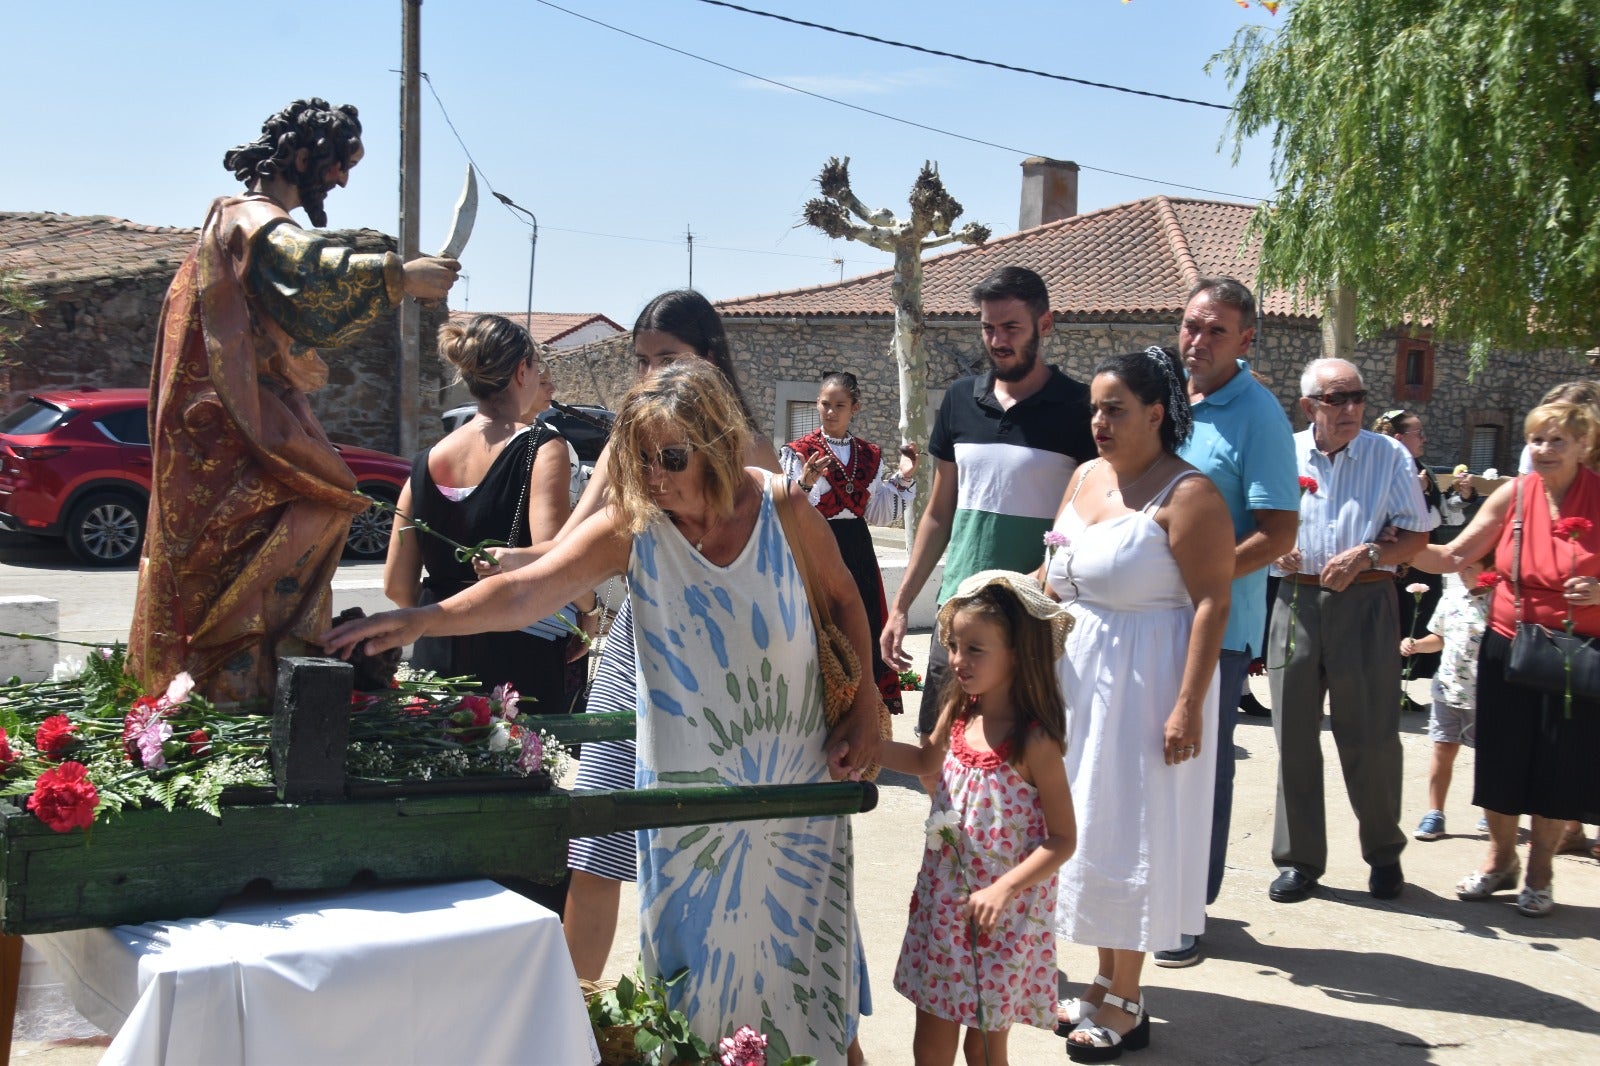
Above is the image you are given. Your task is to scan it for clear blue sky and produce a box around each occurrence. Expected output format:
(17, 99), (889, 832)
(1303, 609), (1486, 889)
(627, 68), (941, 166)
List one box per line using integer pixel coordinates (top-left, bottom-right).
(2, 0), (1281, 328)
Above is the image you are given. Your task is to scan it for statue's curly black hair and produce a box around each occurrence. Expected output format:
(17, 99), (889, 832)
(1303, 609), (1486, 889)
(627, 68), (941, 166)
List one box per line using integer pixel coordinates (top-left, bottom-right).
(222, 99), (362, 227)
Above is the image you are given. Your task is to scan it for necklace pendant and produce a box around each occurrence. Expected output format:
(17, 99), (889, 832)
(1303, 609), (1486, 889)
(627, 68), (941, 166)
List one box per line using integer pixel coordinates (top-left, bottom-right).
(844, 480), (855, 494)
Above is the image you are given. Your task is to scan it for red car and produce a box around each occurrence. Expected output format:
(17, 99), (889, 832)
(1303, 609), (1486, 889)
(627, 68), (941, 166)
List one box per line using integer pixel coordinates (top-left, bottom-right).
(0, 388), (409, 566)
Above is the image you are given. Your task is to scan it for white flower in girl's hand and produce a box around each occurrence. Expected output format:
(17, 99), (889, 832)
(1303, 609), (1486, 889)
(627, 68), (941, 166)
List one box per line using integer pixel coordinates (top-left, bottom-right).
(924, 809), (962, 849)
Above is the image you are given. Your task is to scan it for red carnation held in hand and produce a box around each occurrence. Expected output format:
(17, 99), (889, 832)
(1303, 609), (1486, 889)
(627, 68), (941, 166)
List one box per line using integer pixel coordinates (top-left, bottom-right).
(1553, 516), (1593, 541)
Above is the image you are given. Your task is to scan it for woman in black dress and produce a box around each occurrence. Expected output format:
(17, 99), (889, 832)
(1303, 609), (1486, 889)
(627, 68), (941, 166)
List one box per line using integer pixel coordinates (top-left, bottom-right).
(383, 313), (596, 715)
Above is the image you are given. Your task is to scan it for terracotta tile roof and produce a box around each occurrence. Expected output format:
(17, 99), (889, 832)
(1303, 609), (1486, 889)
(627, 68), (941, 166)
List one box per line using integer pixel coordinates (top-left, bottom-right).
(717, 195), (1316, 322)
(0, 211), (197, 288)
(447, 310), (624, 346)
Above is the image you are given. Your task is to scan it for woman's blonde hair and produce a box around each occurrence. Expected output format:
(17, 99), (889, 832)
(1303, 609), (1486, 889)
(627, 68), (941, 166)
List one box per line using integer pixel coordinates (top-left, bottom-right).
(437, 314), (539, 400)
(608, 361), (751, 535)
(1537, 381), (1600, 466)
(1524, 400), (1599, 456)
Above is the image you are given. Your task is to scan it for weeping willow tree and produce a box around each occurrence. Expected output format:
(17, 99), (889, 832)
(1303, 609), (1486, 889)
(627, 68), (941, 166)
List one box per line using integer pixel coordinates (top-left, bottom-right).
(1215, 0), (1600, 362)
(803, 157), (989, 545)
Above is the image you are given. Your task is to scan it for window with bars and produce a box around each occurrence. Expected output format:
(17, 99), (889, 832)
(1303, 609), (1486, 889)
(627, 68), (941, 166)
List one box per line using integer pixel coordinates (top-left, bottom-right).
(787, 401), (820, 442)
(1469, 424), (1501, 472)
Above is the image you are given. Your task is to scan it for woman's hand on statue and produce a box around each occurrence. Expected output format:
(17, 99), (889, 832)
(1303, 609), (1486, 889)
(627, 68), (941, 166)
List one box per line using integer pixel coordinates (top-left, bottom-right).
(961, 882), (1014, 937)
(897, 442), (919, 480)
(402, 257), (462, 301)
(319, 607), (431, 659)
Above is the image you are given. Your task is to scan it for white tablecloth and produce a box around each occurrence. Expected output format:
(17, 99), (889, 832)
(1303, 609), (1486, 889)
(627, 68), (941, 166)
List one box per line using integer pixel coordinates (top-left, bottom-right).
(29, 879), (599, 1065)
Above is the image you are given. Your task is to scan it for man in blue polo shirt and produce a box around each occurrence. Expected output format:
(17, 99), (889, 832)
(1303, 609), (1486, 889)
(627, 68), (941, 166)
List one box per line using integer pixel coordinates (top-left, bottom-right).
(1155, 277), (1299, 967)
(881, 265), (1095, 748)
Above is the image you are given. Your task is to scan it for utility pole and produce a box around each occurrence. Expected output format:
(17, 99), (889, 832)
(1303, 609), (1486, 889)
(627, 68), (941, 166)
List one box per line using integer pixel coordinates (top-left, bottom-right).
(686, 225), (694, 289)
(397, 0), (422, 456)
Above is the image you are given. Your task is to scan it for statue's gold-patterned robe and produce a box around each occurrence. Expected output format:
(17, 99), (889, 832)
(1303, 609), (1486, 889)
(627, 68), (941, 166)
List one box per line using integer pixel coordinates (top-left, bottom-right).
(129, 194), (403, 706)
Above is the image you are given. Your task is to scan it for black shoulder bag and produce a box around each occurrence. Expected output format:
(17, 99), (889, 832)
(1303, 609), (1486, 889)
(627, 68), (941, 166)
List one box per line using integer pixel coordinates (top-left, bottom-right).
(1503, 476), (1600, 702)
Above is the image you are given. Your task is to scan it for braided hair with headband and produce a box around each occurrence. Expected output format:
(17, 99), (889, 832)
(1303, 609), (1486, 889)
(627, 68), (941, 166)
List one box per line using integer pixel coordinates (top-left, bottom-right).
(1092, 347), (1194, 452)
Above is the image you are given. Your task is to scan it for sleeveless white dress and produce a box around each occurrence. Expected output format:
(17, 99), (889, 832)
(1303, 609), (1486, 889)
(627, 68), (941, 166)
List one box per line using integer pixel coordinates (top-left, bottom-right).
(630, 471), (860, 1061)
(1046, 463), (1218, 952)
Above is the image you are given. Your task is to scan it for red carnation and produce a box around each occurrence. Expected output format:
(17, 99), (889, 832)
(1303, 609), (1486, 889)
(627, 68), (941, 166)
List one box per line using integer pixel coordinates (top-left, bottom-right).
(187, 729), (211, 757)
(1554, 517), (1593, 541)
(26, 761), (99, 833)
(0, 727), (15, 773)
(1298, 476), (1319, 495)
(35, 715), (78, 760)
(1475, 571), (1502, 590)
(1247, 657), (1267, 677)
(460, 694), (493, 728)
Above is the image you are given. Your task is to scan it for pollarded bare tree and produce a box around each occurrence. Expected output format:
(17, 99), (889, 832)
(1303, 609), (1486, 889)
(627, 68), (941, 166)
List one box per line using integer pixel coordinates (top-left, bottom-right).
(803, 157), (989, 545)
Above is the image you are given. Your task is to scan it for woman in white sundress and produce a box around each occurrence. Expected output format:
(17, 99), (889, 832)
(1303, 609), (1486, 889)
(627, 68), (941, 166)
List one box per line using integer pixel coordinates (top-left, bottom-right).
(1044, 347), (1233, 1064)
(320, 361), (882, 1063)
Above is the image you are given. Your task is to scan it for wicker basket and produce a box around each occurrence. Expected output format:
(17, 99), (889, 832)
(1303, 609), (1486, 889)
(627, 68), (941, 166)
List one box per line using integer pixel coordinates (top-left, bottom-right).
(581, 979), (642, 1066)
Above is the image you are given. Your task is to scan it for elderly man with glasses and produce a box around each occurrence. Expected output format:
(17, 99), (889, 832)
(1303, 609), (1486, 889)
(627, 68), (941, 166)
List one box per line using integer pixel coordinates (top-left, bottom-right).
(1265, 357), (1436, 904)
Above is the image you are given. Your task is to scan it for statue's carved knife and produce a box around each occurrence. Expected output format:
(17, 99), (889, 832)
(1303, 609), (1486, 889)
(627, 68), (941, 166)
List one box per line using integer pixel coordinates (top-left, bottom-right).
(435, 165), (478, 259)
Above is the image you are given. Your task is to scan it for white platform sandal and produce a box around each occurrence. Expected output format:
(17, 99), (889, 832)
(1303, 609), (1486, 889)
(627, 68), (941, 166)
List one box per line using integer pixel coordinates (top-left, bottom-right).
(1055, 974), (1111, 1036)
(1065, 992), (1150, 1062)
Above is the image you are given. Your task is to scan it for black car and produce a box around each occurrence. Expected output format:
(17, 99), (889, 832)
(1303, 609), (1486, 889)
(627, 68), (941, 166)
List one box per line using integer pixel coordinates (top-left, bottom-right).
(440, 403), (615, 506)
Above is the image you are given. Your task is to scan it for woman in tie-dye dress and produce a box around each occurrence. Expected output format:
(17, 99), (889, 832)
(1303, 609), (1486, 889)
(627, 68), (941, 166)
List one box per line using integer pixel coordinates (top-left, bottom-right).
(320, 361), (883, 1063)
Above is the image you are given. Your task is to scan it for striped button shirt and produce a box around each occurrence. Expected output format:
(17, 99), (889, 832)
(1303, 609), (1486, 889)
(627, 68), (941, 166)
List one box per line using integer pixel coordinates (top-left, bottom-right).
(1278, 428), (1436, 575)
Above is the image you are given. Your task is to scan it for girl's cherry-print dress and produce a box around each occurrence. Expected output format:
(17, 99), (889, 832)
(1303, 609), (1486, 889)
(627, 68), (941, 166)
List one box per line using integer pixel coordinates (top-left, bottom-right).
(892, 715), (1057, 1030)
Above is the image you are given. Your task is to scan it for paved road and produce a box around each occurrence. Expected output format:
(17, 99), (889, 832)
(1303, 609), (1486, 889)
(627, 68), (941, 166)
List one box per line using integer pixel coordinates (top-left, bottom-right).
(0, 532), (393, 653)
(7, 539), (1600, 1063)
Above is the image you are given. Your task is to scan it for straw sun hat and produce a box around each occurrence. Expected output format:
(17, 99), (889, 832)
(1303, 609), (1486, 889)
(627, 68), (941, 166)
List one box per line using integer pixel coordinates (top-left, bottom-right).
(936, 569), (1073, 660)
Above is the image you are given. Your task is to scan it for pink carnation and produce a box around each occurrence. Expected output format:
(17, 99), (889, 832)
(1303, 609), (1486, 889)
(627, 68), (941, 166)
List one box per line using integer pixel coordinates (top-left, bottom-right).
(491, 682), (521, 720)
(1043, 530), (1070, 549)
(1405, 582), (1429, 596)
(161, 672), (195, 709)
(515, 729), (544, 774)
(718, 1025), (768, 1066)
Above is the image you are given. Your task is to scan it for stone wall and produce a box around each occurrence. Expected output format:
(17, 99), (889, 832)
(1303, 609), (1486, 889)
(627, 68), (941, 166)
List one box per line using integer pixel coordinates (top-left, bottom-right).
(710, 316), (1582, 472)
(429, 312), (1590, 475)
(4, 229), (449, 456)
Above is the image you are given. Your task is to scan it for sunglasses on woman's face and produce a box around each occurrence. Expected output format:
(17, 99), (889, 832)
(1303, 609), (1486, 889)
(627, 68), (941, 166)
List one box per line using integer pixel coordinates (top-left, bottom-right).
(640, 445), (693, 473)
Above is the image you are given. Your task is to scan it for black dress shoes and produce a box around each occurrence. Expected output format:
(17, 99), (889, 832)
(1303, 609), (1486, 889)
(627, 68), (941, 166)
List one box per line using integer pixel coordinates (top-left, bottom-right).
(1269, 868), (1317, 903)
(1369, 861), (1404, 900)
(1239, 691), (1272, 718)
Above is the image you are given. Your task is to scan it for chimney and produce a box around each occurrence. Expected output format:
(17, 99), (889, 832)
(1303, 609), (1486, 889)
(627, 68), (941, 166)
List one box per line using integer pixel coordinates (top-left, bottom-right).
(1019, 158), (1079, 230)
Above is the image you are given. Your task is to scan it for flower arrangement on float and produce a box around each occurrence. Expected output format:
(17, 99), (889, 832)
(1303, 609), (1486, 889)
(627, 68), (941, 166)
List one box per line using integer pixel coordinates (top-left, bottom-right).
(0, 640), (568, 834)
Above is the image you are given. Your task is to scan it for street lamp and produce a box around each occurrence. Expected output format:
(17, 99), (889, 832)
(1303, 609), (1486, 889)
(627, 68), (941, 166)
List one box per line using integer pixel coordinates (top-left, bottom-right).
(493, 192), (538, 334)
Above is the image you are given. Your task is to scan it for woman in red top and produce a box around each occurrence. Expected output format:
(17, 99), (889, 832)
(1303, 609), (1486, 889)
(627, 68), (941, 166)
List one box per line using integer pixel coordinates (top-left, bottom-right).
(1417, 400), (1600, 917)
(782, 371), (918, 715)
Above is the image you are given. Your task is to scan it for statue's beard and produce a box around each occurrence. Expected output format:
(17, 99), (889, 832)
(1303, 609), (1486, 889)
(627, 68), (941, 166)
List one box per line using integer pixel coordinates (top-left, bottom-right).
(298, 174), (333, 229)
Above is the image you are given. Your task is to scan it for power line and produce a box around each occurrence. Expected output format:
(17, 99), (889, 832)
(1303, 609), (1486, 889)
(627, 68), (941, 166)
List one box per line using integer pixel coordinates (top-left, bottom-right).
(694, 0), (1234, 111)
(412, 72), (883, 268)
(532, 0), (1266, 202)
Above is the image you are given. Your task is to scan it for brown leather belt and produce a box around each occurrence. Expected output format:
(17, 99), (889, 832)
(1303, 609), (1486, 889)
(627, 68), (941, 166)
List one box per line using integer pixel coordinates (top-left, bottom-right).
(1282, 571), (1394, 588)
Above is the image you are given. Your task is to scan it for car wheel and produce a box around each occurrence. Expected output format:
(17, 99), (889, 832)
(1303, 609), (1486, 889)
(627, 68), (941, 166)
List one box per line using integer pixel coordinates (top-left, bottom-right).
(345, 485), (398, 561)
(65, 490), (146, 567)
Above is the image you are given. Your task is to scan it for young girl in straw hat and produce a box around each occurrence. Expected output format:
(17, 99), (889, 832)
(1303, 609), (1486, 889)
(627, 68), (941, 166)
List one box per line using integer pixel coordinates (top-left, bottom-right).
(879, 570), (1078, 1066)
